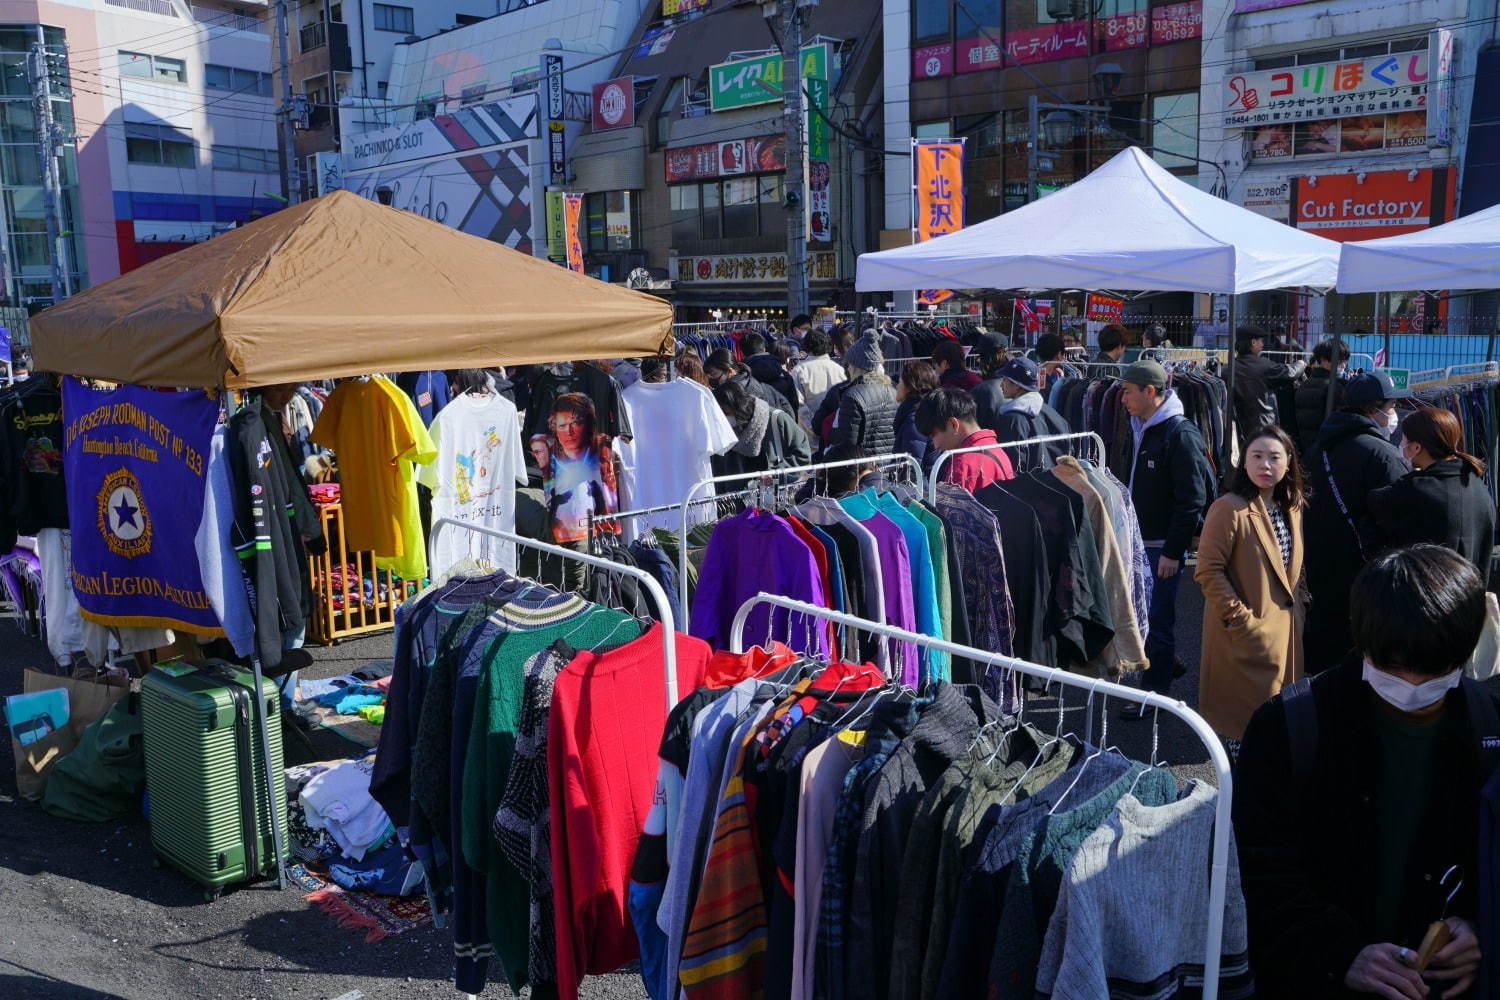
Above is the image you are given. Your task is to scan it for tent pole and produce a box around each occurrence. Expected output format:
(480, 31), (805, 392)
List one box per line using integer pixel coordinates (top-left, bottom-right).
(1326, 309), (1341, 419)
(1379, 291), (1392, 367)
(251, 655), (288, 890)
(1226, 294), (1237, 457)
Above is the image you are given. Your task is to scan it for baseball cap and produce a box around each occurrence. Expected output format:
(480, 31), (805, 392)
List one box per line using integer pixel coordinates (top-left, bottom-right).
(1343, 371), (1412, 408)
(997, 356), (1040, 392)
(1122, 359), (1168, 390)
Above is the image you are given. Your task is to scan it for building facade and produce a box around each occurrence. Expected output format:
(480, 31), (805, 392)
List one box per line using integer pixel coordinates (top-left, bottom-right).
(329, 0), (648, 263)
(0, 0), (282, 308)
(879, 0), (1207, 319)
(274, 0), (483, 199)
(1200, 0), (1488, 335)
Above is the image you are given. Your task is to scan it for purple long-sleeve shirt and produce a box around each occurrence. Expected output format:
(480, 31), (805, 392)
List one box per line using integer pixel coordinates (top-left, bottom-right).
(689, 509), (830, 655)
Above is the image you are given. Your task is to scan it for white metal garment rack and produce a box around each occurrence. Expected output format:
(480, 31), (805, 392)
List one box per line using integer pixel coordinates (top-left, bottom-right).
(426, 518), (680, 711)
(427, 519), (683, 1000)
(675, 452), (924, 633)
(926, 431), (1107, 503)
(729, 592), (1235, 1000)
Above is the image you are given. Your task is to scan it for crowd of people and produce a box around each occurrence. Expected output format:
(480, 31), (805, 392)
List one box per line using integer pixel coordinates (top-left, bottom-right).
(675, 317), (1500, 999)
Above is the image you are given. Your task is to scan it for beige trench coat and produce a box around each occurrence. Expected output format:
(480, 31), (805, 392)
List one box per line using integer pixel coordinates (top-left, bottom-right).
(1194, 492), (1305, 739)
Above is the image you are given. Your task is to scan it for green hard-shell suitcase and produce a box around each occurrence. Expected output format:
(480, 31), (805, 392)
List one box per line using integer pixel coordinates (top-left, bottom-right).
(140, 660), (288, 899)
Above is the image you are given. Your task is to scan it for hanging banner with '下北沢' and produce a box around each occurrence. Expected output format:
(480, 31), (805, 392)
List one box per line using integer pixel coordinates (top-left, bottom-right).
(62, 377), (223, 635)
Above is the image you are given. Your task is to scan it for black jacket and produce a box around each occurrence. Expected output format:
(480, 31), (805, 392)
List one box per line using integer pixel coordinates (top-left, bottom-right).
(1301, 412), (1408, 671)
(1293, 368), (1344, 454)
(1127, 411), (1212, 561)
(745, 352), (800, 412)
(1231, 352), (1301, 439)
(893, 396), (936, 472)
(712, 406), (813, 478)
(829, 375), (897, 456)
(228, 405), (320, 670)
(991, 396), (1071, 472)
(971, 373), (1007, 433)
(727, 365), (796, 422)
(1367, 458), (1496, 568)
(1235, 656), (1500, 998)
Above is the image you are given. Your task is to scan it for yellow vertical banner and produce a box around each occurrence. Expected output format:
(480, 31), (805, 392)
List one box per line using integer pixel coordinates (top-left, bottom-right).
(912, 139), (965, 304)
(912, 139), (966, 243)
(564, 193), (584, 273)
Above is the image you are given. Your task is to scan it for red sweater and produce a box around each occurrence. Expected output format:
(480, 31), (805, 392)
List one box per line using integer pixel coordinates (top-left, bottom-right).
(942, 428), (1015, 492)
(547, 623), (711, 999)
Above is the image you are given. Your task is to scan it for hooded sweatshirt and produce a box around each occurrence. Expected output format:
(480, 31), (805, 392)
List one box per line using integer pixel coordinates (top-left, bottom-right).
(1128, 390), (1185, 492)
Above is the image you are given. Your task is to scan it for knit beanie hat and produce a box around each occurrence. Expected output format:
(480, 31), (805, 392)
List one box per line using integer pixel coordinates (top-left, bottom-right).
(845, 332), (884, 371)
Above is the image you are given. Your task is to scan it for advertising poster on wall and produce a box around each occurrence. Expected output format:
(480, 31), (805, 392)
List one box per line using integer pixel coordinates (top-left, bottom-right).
(1292, 168), (1452, 241)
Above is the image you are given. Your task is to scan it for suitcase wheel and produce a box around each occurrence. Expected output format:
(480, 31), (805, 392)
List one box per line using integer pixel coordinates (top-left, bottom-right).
(203, 888), (221, 902)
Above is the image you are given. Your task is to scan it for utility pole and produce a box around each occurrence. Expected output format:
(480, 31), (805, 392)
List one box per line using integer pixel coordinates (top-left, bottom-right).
(274, 0), (299, 203)
(776, 0), (809, 321)
(28, 41), (69, 302)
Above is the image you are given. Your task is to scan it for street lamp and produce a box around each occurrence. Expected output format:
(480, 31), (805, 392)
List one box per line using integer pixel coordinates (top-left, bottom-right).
(1027, 94), (1106, 202)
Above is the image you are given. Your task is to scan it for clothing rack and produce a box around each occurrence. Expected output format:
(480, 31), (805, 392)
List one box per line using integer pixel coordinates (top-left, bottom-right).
(675, 452), (925, 633)
(728, 591), (1235, 1000)
(589, 485), (765, 546)
(1260, 348), (1378, 370)
(926, 431), (1107, 502)
(1410, 362), (1500, 389)
(426, 518), (680, 711)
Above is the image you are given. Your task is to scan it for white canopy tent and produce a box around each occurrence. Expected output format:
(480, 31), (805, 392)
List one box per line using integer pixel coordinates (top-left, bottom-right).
(856, 146), (1341, 295)
(1337, 201), (1500, 292)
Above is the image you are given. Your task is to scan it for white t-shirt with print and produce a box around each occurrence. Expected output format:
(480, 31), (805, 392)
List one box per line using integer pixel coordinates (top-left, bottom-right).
(617, 379), (737, 537)
(418, 391), (527, 577)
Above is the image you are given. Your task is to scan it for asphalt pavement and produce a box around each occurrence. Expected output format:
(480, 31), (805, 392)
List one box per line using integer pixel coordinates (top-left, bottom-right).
(0, 574), (1213, 999)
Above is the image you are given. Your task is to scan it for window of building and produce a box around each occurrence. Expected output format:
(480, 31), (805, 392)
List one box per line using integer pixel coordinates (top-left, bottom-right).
(700, 181), (721, 240)
(211, 145), (277, 172)
(914, 120), (952, 139)
(913, 0), (951, 44)
(758, 174), (784, 234)
(722, 177), (759, 238)
(377, 81), (388, 98)
(120, 51), (185, 83)
(1255, 37), (1430, 70)
(1149, 92), (1198, 169)
(669, 177), (791, 243)
(205, 64), (272, 96)
(373, 4), (414, 33)
(585, 190), (641, 252)
(125, 122), (194, 167)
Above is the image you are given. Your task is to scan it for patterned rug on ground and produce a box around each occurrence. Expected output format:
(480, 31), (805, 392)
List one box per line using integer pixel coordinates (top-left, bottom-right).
(302, 703), (381, 748)
(290, 862), (431, 942)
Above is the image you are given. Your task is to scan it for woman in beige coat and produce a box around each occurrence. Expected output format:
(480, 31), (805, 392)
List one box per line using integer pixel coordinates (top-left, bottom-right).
(1195, 425), (1306, 744)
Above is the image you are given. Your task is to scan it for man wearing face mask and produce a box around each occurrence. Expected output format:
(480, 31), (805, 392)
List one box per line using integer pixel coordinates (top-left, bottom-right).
(1300, 371), (1412, 674)
(1235, 544), (1500, 1000)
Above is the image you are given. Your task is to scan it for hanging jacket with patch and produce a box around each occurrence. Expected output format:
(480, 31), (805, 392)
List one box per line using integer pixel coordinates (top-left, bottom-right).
(228, 405), (320, 668)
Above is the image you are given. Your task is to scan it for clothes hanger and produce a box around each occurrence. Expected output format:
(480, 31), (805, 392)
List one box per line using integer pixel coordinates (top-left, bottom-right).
(1048, 680), (1129, 816)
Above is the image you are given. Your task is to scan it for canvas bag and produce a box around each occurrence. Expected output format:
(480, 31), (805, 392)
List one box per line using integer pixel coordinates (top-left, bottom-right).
(11, 668), (128, 801)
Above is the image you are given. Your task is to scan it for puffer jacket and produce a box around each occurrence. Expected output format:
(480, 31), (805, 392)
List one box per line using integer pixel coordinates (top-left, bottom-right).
(894, 395), (937, 472)
(830, 375), (898, 456)
(1293, 369), (1344, 454)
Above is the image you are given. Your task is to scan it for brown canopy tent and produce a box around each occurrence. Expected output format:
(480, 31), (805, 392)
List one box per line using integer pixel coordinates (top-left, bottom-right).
(31, 189), (673, 389)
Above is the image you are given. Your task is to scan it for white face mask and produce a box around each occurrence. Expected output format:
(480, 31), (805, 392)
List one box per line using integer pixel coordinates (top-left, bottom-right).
(1381, 408), (1400, 438)
(1362, 658), (1460, 712)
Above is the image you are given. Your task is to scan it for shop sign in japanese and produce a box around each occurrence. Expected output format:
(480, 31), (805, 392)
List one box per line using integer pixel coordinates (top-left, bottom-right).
(548, 121), (565, 183)
(913, 43), (953, 79)
(1429, 28), (1454, 147)
(912, 140), (966, 243)
(709, 44), (829, 112)
(956, 36), (1002, 74)
(1242, 178), (1290, 223)
(673, 251), (838, 284)
(592, 77), (635, 131)
(564, 193), (584, 272)
(546, 190), (566, 262)
(1086, 293), (1125, 337)
(1098, 12), (1148, 52)
(1293, 168), (1449, 241)
(1151, 1), (1203, 44)
(1223, 50), (1429, 129)
(664, 134), (786, 181)
(662, 0), (708, 14)
(1006, 21), (1091, 66)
